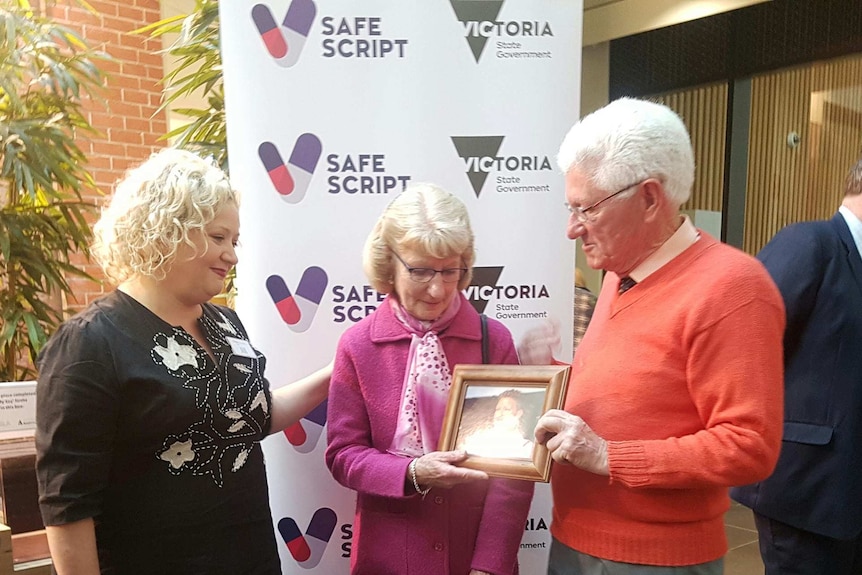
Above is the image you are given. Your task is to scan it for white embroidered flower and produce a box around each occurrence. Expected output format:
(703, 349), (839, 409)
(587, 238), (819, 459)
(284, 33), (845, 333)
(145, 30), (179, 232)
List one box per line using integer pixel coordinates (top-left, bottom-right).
(159, 439), (195, 469)
(154, 336), (198, 371)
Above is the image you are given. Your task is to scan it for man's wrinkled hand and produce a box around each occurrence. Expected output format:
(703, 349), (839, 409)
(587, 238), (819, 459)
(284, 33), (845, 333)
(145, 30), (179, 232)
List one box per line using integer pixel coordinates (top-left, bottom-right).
(534, 409), (609, 476)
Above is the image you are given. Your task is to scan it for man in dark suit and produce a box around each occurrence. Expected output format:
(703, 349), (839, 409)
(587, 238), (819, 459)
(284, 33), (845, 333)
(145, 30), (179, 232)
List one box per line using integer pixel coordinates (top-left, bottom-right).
(732, 155), (862, 574)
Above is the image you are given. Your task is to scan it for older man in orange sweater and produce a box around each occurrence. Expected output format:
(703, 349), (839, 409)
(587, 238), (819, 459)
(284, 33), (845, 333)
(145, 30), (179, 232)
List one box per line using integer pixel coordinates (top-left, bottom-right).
(522, 98), (785, 575)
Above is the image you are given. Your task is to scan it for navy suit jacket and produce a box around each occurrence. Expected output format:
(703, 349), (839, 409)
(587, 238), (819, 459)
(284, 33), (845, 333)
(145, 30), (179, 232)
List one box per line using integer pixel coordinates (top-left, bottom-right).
(732, 212), (862, 539)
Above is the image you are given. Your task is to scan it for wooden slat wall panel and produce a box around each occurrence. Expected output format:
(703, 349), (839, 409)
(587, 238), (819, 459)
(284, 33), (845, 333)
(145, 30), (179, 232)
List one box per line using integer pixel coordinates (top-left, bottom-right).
(746, 68), (809, 254)
(745, 54), (862, 254)
(654, 83), (728, 213)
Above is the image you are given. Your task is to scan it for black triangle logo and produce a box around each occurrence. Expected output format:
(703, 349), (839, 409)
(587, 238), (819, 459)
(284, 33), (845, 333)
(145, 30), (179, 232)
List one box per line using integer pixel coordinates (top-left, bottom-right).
(449, 0), (505, 62)
(467, 266), (505, 313)
(451, 135), (505, 197)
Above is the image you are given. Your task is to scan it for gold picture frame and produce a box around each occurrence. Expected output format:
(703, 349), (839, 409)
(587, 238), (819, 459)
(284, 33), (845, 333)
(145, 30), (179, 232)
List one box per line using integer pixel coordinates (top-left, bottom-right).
(438, 364), (570, 482)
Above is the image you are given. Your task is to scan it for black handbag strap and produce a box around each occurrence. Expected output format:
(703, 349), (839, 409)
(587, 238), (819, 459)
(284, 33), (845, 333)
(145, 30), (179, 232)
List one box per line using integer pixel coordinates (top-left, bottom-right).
(480, 313), (489, 364)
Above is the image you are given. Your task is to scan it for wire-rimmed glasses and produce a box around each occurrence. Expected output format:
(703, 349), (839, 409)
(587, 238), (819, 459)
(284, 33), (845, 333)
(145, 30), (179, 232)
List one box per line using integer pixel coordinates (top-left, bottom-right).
(565, 179), (645, 223)
(391, 251), (467, 283)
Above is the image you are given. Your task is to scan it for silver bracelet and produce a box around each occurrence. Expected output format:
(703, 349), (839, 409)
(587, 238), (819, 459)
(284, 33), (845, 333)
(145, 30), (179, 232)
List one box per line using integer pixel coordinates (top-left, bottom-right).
(409, 458), (430, 498)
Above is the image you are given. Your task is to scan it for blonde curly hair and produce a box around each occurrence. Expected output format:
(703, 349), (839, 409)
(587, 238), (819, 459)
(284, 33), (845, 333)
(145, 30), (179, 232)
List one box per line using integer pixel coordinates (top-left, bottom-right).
(92, 148), (238, 284)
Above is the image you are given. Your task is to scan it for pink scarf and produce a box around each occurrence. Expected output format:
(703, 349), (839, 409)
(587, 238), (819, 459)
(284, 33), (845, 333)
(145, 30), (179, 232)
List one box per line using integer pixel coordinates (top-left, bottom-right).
(388, 295), (462, 457)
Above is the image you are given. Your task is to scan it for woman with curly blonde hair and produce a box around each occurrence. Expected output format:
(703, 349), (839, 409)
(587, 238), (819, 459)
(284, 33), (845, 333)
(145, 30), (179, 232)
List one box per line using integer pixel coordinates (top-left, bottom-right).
(36, 148), (331, 575)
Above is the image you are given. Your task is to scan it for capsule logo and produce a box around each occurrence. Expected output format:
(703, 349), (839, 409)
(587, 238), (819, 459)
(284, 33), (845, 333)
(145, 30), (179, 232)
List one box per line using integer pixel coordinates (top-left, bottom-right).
(266, 267), (328, 332)
(259, 134), (323, 204)
(251, 0), (316, 67)
(284, 400), (327, 453)
(278, 507), (338, 568)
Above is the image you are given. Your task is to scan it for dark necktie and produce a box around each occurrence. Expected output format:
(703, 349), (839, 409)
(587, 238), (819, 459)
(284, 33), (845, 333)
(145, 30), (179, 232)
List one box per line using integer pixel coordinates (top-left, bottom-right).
(618, 276), (637, 294)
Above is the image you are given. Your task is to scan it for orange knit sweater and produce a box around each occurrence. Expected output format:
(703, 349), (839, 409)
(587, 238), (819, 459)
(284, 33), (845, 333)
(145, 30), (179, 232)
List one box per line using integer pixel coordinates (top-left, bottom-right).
(551, 234), (785, 566)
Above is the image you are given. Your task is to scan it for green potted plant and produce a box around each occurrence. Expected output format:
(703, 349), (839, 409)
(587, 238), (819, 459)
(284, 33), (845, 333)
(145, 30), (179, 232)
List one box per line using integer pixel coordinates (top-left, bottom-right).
(137, 0), (226, 170)
(0, 1), (105, 381)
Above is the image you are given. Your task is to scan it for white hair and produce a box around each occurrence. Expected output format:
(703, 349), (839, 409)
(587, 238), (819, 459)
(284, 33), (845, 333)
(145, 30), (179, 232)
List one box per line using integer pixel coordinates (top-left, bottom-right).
(557, 98), (695, 206)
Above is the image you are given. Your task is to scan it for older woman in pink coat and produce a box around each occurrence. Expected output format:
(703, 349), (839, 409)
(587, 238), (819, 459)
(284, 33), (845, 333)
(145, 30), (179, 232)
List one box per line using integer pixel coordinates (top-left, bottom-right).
(325, 183), (534, 575)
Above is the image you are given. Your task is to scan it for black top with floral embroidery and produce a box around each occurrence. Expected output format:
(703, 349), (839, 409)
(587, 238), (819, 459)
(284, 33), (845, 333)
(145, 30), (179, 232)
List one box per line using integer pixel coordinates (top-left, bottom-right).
(36, 290), (281, 574)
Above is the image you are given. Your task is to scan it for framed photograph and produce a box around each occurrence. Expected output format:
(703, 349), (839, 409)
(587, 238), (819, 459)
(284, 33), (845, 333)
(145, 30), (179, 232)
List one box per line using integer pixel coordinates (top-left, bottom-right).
(438, 364), (570, 482)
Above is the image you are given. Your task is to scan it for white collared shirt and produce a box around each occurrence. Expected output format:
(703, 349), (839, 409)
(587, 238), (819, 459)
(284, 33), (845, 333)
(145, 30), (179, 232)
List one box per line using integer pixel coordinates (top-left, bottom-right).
(628, 215), (700, 283)
(838, 205), (862, 260)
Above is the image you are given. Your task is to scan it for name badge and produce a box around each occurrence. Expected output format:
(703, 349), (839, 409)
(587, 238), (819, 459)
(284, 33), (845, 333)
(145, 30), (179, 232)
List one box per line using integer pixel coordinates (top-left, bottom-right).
(226, 336), (256, 358)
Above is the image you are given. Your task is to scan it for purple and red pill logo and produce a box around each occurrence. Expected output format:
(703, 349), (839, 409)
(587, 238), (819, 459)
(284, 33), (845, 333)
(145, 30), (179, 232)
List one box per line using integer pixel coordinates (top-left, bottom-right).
(251, 0), (316, 67)
(259, 134), (322, 204)
(278, 507), (337, 568)
(284, 399), (327, 453)
(266, 266), (328, 332)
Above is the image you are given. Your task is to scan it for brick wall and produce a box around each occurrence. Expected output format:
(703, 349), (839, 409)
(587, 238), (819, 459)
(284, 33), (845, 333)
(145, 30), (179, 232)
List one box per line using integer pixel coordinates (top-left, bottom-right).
(47, 0), (168, 314)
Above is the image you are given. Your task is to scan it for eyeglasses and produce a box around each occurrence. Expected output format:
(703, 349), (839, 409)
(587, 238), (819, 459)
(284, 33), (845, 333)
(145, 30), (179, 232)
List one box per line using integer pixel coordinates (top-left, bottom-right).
(392, 251), (467, 283)
(565, 179), (645, 223)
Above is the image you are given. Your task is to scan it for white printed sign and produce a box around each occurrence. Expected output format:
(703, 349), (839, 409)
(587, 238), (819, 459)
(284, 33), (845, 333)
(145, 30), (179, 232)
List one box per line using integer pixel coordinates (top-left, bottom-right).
(221, 1), (582, 572)
(0, 381), (37, 435)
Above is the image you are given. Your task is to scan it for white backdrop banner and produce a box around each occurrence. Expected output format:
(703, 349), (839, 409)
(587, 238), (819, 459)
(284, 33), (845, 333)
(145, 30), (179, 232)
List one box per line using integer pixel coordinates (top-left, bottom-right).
(220, 1), (582, 572)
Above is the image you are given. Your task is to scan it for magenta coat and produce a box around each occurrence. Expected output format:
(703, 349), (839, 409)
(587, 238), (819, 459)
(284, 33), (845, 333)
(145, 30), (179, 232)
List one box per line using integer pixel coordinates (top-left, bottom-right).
(325, 294), (534, 575)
